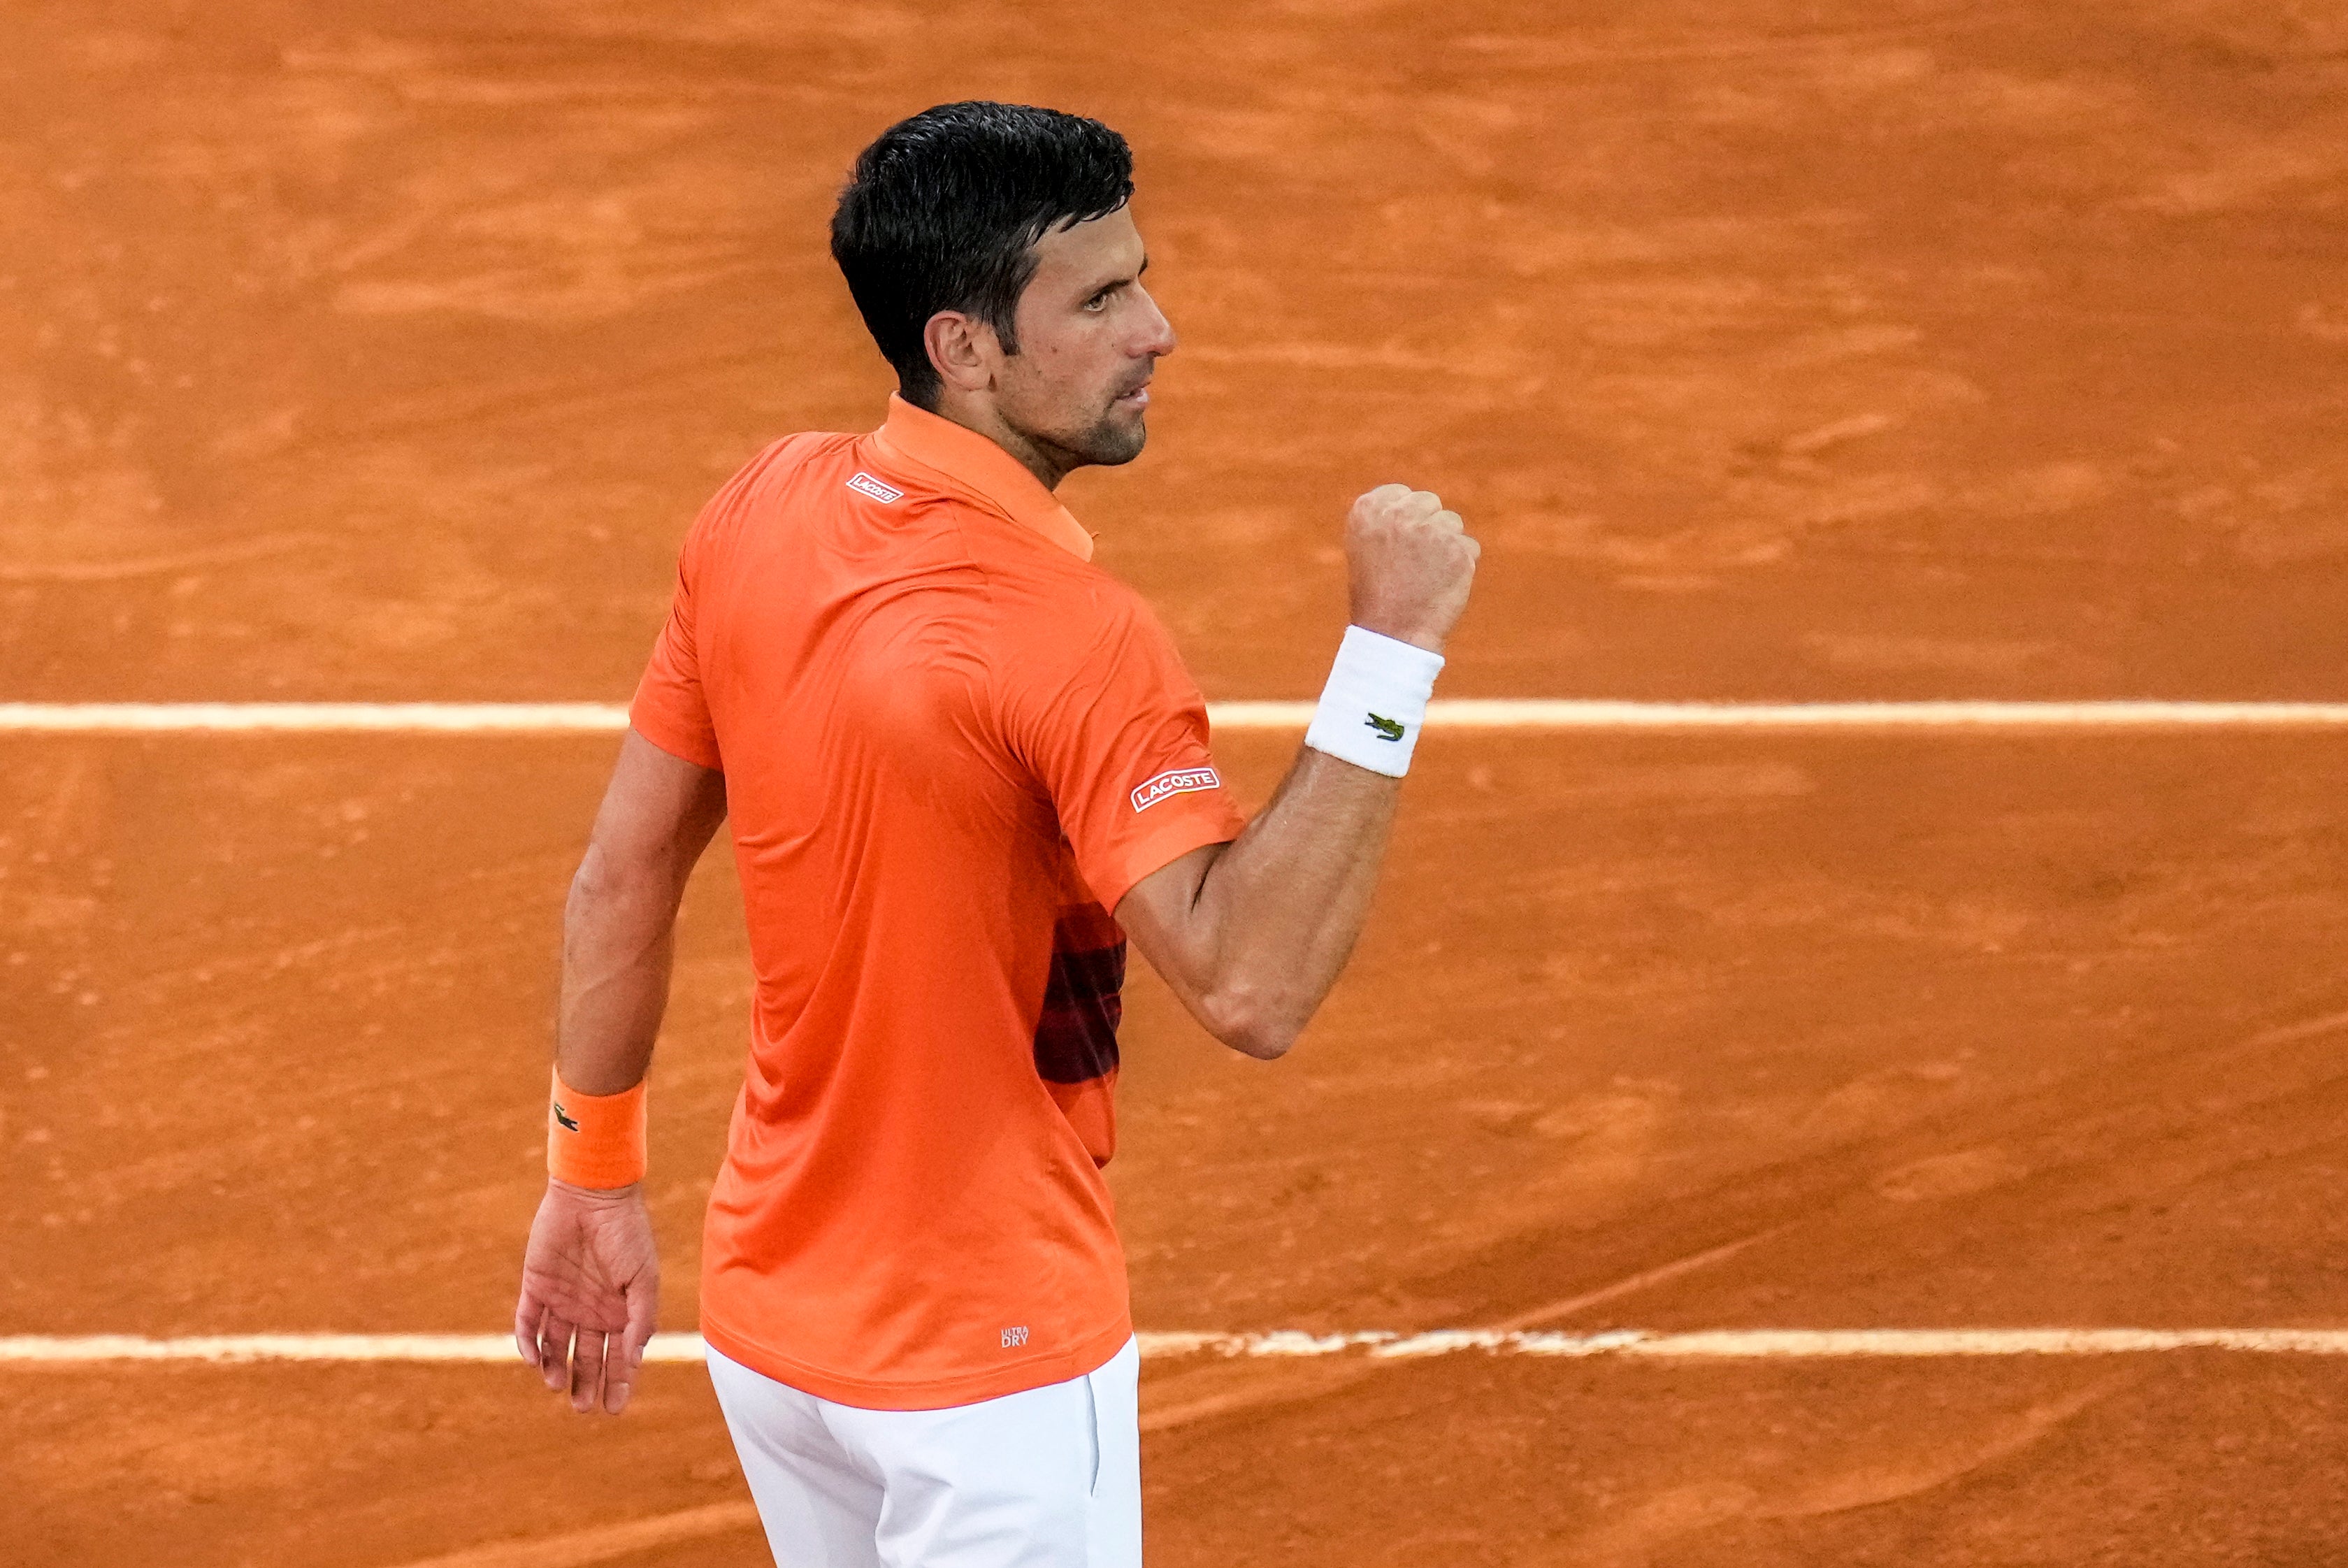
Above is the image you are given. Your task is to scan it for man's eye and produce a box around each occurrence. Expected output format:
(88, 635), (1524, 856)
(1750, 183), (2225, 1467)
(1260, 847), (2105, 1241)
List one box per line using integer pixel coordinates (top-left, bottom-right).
(1083, 293), (1110, 311)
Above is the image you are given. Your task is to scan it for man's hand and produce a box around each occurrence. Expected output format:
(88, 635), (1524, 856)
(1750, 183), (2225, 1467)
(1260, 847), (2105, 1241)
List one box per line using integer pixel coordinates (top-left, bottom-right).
(1344, 482), (1479, 653)
(514, 1179), (661, 1414)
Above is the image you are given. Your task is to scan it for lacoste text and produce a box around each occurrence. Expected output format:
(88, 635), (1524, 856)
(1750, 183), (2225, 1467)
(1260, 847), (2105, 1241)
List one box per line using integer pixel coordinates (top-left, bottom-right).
(1130, 767), (1220, 814)
(846, 472), (904, 504)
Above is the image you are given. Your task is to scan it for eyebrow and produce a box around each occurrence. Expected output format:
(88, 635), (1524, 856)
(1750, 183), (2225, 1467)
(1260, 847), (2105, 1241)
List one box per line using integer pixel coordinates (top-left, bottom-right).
(1088, 259), (1146, 301)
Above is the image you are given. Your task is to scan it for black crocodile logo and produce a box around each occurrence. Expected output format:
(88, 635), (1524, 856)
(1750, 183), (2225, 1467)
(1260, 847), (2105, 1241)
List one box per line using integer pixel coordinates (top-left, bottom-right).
(552, 1102), (580, 1132)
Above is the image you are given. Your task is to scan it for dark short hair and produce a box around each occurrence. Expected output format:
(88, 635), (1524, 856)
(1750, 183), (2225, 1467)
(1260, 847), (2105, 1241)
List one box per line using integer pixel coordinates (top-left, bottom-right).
(831, 102), (1134, 407)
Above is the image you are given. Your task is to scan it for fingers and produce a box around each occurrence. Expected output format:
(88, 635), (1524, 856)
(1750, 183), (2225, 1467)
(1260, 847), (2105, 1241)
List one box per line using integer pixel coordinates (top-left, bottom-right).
(514, 1294), (542, 1367)
(539, 1313), (577, 1393)
(1357, 484), (1436, 521)
(570, 1326), (609, 1415)
(607, 1278), (660, 1415)
(1355, 486), (1470, 535)
(519, 1300), (637, 1416)
(601, 1348), (633, 1416)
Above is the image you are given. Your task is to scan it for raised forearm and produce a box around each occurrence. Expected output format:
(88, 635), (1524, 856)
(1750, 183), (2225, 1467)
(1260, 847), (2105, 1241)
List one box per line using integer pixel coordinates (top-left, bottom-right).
(1117, 482), (1477, 1060)
(1185, 748), (1402, 1056)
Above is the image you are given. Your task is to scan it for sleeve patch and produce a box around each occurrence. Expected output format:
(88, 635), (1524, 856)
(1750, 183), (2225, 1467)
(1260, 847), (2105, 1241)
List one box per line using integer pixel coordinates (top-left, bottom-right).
(1130, 766), (1221, 814)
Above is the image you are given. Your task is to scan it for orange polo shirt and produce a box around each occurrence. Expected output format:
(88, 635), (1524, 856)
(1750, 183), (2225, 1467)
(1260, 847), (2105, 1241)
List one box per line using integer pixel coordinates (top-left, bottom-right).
(630, 395), (1246, 1410)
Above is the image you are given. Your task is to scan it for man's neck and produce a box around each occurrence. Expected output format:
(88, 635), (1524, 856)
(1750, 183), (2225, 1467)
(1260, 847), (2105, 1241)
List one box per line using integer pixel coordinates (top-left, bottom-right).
(921, 390), (1077, 491)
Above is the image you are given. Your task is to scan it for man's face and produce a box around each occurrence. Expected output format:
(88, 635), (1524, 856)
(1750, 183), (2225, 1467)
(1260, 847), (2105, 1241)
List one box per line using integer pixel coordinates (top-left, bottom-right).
(992, 206), (1176, 471)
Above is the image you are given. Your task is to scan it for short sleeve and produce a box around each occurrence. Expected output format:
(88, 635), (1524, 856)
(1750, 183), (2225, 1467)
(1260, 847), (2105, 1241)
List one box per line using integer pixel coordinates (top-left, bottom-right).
(1011, 597), (1248, 913)
(628, 535), (722, 771)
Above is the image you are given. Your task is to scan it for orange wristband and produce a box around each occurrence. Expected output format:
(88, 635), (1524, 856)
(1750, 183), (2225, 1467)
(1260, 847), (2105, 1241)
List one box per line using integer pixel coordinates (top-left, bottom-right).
(547, 1068), (647, 1189)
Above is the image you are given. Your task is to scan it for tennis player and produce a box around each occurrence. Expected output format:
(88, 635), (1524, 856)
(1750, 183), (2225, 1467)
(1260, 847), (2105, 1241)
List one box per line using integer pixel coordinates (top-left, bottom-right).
(513, 101), (1477, 1567)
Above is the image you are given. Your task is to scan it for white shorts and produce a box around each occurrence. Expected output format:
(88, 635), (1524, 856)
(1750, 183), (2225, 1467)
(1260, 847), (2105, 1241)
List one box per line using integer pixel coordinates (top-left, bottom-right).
(706, 1338), (1142, 1568)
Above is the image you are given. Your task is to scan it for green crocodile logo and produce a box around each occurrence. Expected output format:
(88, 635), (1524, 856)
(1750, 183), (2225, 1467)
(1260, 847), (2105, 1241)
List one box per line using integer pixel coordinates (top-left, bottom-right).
(1364, 713), (1404, 742)
(552, 1102), (580, 1132)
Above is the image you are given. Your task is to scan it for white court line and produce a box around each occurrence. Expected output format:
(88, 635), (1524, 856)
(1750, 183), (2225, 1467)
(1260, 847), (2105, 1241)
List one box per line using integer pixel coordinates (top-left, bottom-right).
(0, 703), (635, 733)
(8, 1329), (2348, 1365)
(5, 700), (2348, 733)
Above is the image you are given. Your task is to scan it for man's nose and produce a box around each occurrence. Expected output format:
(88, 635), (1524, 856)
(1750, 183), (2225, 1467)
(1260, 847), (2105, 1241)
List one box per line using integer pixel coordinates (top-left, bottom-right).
(1132, 285), (1176, 357)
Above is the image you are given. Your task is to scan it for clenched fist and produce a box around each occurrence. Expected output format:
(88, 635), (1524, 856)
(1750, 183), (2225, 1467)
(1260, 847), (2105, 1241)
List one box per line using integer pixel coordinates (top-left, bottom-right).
(1344, 483), (1480, 654)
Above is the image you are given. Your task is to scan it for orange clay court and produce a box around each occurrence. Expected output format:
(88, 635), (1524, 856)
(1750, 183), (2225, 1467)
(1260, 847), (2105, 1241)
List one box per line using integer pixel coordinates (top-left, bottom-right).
(6, 3), (2348, 1565)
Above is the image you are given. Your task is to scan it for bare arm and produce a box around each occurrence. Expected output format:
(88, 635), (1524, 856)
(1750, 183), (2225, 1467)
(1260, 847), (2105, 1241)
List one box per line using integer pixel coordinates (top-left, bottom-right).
(1118, 484), (1477, 1060)
(556, 731), (729, 1093)
(514, 731), (726, 1414)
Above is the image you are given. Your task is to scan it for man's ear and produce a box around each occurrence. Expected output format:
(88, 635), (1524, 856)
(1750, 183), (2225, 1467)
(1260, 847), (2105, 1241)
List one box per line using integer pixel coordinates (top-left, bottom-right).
(923, 310), (1001, 396)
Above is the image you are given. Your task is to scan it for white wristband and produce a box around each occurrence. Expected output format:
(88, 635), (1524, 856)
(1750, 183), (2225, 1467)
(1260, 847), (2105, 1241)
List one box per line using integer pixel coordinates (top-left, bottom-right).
(1303, 625), (1446, 777)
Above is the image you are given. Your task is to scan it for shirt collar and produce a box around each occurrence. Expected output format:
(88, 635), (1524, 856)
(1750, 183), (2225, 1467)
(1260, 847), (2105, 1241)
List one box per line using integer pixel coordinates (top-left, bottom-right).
(870, 394), (1095, 562)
